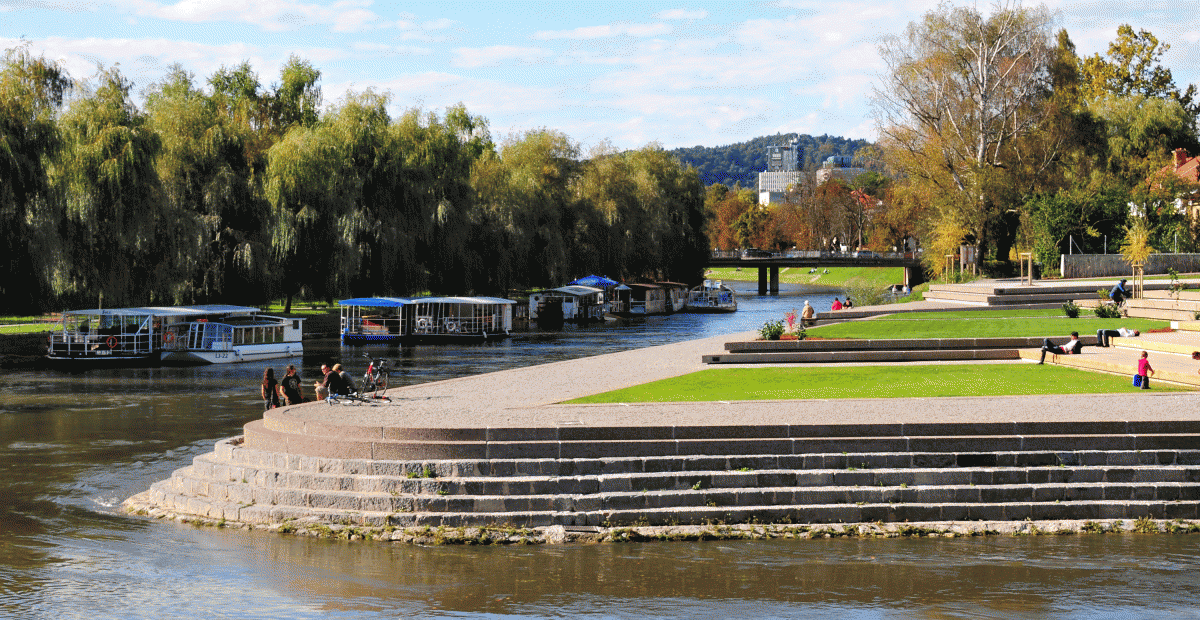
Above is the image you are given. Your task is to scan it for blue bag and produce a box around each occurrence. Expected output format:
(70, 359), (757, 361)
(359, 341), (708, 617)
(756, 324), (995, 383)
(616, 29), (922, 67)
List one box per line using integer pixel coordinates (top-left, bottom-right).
(1133, 374), (1143, 388)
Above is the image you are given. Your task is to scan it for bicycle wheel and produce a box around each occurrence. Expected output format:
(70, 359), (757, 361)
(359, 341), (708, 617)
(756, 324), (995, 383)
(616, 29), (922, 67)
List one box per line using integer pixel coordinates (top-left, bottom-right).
(376, 373), (388, 394)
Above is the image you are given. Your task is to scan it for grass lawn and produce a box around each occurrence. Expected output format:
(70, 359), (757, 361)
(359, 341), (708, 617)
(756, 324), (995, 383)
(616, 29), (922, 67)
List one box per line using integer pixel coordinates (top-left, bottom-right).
(865, 308), (1066, 320)
(565, 364), (1190, 404)
(704, 266), (903, 288)
(806, 315), (1169, 339)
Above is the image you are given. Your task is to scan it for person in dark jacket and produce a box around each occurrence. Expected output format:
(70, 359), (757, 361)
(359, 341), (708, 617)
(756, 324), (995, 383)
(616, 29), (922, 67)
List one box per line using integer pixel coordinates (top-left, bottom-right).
(1109, 279), (1131, 304)
(1039, 331), (1081, 364)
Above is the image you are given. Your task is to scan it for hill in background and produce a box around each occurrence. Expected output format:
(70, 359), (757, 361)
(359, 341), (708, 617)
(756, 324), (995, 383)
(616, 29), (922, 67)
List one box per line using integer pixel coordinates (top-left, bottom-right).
(670, 133), (874, 188)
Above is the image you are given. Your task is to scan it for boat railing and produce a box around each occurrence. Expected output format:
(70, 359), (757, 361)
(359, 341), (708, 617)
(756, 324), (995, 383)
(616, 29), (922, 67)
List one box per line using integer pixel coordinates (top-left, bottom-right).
(343, 315), (406, 337)
(49, 330), (154, 356)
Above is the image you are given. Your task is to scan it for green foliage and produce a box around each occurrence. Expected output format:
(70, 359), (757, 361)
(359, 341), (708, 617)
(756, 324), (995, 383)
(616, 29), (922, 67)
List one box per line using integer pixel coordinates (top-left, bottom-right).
(1094, 304), (1122, 319)
(759, 320), (785, 341)
(670, 133), (872, 188)
(1062, 301), (1080, 318)
(1080, 25), (1197, 116)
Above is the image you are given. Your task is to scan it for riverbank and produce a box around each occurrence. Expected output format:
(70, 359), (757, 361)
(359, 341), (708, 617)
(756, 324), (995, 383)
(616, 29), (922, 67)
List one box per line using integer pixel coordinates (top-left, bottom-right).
(125, 308), (1200, 544)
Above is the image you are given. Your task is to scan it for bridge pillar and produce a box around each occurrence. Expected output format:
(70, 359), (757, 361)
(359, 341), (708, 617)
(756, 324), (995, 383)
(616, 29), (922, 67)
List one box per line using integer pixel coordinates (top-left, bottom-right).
(904, 264), (926, 288)
(758, 267), (768, 295)
(770, 267), (779, 294)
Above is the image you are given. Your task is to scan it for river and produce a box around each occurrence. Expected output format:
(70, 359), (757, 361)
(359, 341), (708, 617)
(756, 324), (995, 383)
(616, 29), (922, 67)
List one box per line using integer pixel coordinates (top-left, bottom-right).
(2, 283), (1199, 619)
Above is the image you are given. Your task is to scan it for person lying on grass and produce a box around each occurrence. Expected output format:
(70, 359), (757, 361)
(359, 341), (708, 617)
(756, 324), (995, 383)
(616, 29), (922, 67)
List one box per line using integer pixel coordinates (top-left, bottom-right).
(1039, 331), (1080, 364)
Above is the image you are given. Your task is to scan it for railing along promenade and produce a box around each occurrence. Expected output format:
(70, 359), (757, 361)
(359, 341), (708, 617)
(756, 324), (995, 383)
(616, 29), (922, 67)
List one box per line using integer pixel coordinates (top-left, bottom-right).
(707, 250), (924, 294)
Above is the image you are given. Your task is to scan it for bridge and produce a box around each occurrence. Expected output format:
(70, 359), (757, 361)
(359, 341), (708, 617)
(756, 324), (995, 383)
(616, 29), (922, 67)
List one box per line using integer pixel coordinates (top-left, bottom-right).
(707, 251), (926, 294)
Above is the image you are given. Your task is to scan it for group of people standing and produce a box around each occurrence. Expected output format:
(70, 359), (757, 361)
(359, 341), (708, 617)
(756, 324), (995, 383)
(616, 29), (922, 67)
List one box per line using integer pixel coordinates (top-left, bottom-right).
(260, 363), (356, 410)
(260, 364), (305, 410)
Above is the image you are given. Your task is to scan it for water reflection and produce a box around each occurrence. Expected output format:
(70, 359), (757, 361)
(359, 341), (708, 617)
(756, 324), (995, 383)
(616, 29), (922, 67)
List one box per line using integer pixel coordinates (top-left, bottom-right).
(4, 283), (1199, 618)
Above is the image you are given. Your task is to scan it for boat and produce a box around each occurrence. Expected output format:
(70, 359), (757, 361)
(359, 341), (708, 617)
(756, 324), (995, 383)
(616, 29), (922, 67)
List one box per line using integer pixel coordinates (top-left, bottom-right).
(160, 310), (304, 365)
(528, 285), (606, 325)
(338, 296), (515, 344)
(610, 283), (669, 316)
(684, 280), (738, 313)
(47, 305), (303, 367)
(657, 282), (690, 313)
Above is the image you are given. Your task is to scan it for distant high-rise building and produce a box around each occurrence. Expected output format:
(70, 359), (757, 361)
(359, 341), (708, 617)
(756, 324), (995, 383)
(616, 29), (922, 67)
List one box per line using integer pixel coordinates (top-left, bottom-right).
(758, 139), (804, 205)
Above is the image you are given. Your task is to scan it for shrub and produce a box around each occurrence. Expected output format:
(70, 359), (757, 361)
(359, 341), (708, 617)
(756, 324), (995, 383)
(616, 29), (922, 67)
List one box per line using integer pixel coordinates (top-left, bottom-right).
(1094, 304), (1122, 319)
(759, 320), (785, 340)
(1062, 301), (1080, 318)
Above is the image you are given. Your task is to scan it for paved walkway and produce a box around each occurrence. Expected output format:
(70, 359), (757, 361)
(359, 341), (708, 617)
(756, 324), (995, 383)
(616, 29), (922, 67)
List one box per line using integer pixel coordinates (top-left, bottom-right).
(284, 327), (1200, 434)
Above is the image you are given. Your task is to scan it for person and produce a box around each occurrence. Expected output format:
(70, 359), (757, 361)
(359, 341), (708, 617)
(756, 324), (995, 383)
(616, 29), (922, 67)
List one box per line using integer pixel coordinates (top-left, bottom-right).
(317, 363), (348, 398)
(335, 363), (356, 395)
(844, 297), (854, 309)
(1109, 279), (1131, 305)
(1039, 331), (1081, 364)
(1137, 350), (1154, 389)
(261, 368), (280, 411)
(1096, 327), (1140, 347)
(801, 300), (815, 326)
(831, 297), (843, 311)
(278, 364), (304, 405)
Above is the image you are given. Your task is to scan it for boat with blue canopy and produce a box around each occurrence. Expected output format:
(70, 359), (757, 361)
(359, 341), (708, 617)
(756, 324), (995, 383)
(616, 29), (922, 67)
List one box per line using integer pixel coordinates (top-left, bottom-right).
(339, 296), (515, 344)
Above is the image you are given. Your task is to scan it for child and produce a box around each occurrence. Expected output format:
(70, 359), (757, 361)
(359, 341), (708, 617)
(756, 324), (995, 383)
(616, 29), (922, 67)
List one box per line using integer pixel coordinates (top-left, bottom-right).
(1137, 351), (1154, 389)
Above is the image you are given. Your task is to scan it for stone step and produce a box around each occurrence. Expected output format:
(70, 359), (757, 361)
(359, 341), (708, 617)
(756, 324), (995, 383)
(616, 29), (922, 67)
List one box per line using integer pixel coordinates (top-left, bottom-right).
(1125, 297), (1200, 312)
(246, 418), (1200, 460)
(703, 349), (1020, 364)
(142, 482), (1200, 528)
(725, 336), (1092, 353)
(1017, 348), (1200, 386)
(173, 459), (1200, 502)
(1124, 307), (1197, 321)
(1111, 336), (1200, 357)
(1145, 290), (1200, 301)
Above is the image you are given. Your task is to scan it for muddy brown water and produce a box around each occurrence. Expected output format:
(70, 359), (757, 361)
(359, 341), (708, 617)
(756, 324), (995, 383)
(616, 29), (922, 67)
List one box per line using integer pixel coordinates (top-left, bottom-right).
(3, 285), (1199, 618)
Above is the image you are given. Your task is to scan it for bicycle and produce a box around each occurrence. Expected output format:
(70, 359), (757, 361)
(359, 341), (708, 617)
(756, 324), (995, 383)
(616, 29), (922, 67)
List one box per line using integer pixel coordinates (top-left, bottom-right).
(359, 354), (393, 401)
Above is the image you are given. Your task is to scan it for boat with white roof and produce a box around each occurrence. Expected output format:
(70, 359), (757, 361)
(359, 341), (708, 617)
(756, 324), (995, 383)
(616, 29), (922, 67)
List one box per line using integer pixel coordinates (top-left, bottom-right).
(338, 296), (515, 344)
(47, 305), (304, 366)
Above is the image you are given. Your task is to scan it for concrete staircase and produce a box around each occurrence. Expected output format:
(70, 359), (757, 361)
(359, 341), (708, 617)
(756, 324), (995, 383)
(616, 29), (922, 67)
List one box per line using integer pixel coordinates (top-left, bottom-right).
(134, 419), (1200, 529)
(924, 280), (1200, 308)
(1076, 290), (1200, 322)
(703, 336), (1098, 364)
(1019, 328), (1200, 387)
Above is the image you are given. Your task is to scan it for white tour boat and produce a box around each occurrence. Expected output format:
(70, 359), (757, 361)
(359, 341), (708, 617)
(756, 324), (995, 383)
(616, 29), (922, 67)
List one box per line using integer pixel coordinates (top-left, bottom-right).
(339, 296), (515, 344)
(47, 305), (303, 367)
(685, 280), (738, 313)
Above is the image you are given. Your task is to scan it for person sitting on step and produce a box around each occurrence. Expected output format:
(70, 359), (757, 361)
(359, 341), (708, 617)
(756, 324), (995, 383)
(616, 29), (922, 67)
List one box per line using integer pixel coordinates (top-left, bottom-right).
(1039, 331), (1081, 364)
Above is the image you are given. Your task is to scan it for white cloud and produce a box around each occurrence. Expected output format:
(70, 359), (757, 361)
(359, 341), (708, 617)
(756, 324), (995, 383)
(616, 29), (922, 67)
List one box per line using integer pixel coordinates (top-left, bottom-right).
(451, 45), (552, 68)
(655, 9), (707, 20)
(127, 0), (410, 33)
(533, 22), (671, 40)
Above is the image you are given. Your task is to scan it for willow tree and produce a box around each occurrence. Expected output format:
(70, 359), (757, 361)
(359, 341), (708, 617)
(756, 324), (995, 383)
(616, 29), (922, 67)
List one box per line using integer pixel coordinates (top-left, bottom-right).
(874, 1), (1054, 273)
(145, 65), (271, 303)
(55, 66), (166, 307)
(0, 48), (70, 312)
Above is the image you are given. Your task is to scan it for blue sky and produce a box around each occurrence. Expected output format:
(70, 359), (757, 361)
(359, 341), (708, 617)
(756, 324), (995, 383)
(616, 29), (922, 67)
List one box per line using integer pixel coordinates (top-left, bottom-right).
(2, 1), (1197, 151)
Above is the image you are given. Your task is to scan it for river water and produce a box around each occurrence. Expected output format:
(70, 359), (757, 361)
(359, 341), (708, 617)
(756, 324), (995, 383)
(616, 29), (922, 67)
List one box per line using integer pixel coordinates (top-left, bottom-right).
(3, 283), (1200, 619)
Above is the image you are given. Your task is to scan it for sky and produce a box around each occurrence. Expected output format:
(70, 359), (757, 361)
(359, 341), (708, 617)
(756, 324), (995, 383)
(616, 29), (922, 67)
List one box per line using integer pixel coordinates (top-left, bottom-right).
(2, 0), (1198, 152)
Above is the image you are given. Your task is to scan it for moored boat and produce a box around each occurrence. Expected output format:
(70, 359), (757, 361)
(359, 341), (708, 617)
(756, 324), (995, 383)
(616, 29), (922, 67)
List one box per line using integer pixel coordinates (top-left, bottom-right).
(47, 305), (303, 367)
(528, 285), (606, 324)
(685, 280), (738, 313)
(339, 296), (515, 344)
(610, 283), (669, 316)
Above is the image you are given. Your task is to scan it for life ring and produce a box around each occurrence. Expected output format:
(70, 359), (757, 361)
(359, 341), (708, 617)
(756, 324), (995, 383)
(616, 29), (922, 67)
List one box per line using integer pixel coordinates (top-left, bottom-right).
(446, 321), (458, 333)
(417, 318), (429, 330)
(106, 336), (119, 349)
(163, 331), (176, 344)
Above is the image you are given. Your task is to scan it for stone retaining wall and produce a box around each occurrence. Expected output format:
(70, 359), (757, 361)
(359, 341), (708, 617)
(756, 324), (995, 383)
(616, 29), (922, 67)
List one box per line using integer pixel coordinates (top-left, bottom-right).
(1061, 253), (1200, 279)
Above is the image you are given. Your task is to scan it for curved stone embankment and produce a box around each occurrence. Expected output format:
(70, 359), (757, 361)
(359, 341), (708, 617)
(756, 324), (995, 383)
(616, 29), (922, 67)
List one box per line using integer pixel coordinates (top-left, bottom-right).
(123, 329), (1200, 543)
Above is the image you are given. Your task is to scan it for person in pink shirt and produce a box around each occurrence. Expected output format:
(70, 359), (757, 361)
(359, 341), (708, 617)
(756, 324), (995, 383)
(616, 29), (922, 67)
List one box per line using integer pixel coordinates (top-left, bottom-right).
(831, 298), (843, 311)
(1137, 351), (1154, 389)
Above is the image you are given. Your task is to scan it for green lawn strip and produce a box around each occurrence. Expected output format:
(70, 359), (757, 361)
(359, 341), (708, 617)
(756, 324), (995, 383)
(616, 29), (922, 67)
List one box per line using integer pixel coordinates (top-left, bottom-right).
(805, 316), (1169, 339)
(865, 308), (1065, 320)
(565, 365), (1190, 404)
(0, 323), (54, 334)
(704, 266), (902, 288)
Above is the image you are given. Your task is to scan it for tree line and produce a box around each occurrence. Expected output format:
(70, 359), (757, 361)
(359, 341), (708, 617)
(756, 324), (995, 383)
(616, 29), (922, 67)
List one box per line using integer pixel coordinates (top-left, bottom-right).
(671, 133), (871, 189)
(0, 50), (708, 314)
